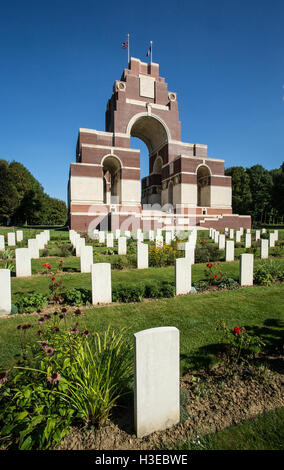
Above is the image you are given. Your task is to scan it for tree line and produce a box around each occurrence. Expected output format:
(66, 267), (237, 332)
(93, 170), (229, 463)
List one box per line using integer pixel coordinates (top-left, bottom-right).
(0, 159), (68, 226)
(225, 162), (284, 225)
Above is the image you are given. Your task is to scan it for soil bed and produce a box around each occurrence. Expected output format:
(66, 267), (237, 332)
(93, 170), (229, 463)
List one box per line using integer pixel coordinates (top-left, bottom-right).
(57, 354), (284, 450)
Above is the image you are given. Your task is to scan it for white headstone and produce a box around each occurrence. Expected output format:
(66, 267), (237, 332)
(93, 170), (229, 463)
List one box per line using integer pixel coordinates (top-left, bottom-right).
(274, 230), (278, 241)
(106, 233), (114, 248)
(245, 233), (251, 248)
(175, 257), (191, 295)
(91, 263), (112, 305)
(28, 239), (39, 259)
(218, 234), (226, 250)
(184, 243), (195, 264)
(255, 230), (261, 240)
(260, 238), (269, 259)
(269, 233), (275, 248)
(0, 269), (11, 315)
(236, 231), (241, 243)
(15, 248), (31, 277)
(134, 326), (180, 438)
(99, 231), (105, 244)
(239, 253), (254, 286)
(229, 229), (234, 239)
(214, 231), (219, 244)
(16, 230), (23, 242)
(0, 235), (5, 251)
(165, 231), (172, 245)
(76, 237), (85, 257)
(80, 245), (93, 273)
(155, 235), (163, 249)
(149, 230), (155, 241)
(118, 237), (127, 255)
(7, 233), (16, 246)
(225, 240), (234, 262)
(137, 243), (148, 269)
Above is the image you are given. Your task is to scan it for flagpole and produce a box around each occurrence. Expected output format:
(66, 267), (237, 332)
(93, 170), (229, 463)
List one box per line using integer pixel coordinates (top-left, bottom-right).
(128, 33), (130, 65)
(150, 41), (152, 63)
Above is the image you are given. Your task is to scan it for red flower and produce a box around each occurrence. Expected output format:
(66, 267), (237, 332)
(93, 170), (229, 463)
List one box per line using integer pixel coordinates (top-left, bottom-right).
(48, 265), (52, 269)
(51, 276), (56, 281)
(214, 275), (218, 279)
(233, 327), (242, 335)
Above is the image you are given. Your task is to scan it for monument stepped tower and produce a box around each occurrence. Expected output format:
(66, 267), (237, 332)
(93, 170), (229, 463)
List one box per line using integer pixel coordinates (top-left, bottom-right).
(68, 57), (251, 232)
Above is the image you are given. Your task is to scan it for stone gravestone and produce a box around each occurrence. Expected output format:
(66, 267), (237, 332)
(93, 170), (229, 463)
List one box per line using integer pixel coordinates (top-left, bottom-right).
(175, 257), (191, 295)
(99, 231), (105, 244)
(245, 233), (251, 249)
(106, 233), (114, 248)
(7, 233), (16, 246)
(76, 237), (85, 257)
(225, 240), (234, 262)
(16, 230), (23, 242)
(260, 239), (269, 259)
(28, 239), (39, 259)
(165, 231), (172, 245)
(184, 243), (195, 264)
(91, 263), (112, 305)
(118, 237), (127, 255)
(269, 233), (275, 248)
(236, 231), (241, 243)
(255, 230), (261, 241)
(239, 253), (254, 286)
(218, 234), (226, 250)
(0, 235), (5, 251)
(80, 245), (93, 273)
(229, 229), (234, 239)
(134, 326), (180, 438)
(15, 248), (32, 277)
(155, 235), (163, 249)
(0, 269), (11, 315)
(214, 231), (219, 244)
(137, 243), (148, 269)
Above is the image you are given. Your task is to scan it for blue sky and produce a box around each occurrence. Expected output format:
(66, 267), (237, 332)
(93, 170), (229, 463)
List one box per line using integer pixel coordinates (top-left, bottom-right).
(0, 0), (283, 204)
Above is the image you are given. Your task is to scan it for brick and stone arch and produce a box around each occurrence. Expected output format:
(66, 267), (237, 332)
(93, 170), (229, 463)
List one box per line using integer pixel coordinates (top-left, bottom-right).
(69, 57), (251, 231)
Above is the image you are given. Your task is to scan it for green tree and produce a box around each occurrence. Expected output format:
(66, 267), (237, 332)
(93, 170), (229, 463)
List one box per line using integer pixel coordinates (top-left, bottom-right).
(225, 166), (252, 214)
(246, 165), (273, 223)
(0, 160), (18, 225)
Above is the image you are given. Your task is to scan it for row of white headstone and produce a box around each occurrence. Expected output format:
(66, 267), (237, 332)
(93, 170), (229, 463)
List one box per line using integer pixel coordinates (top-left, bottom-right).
(210, 228), (278, 258)
(0, 230), (24, 250)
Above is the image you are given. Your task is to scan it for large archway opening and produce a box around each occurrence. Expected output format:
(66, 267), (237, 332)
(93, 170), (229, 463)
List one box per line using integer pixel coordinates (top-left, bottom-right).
(102, 155), (121, 205)
(128, 114), (169, 207)
(197, 165), (211, 207)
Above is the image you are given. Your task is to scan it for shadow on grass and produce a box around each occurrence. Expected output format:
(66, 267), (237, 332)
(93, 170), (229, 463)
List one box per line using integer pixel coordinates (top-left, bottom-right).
(180, 318), (284, 374)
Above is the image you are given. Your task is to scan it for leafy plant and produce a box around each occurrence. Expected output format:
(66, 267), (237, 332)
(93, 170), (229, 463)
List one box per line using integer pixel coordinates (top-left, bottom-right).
(16, 293), (49, 314)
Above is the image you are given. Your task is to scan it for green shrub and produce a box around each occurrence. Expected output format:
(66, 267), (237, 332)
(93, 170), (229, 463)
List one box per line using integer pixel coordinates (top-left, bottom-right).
(254, 260), (284, 285)
(61, 288), (91, 306)
(16, 293), (49, 313)
(0, 316), (133, 450)
(218, 277), (240, 290)
(192, 280), (209, 292)
(112, 283), (145, 303)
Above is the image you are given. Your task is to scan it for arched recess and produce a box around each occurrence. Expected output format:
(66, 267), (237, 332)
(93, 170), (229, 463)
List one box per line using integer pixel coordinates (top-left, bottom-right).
(128, 114), (169, 207)
(102, 155), (122, 204)
(197, 165), (211, 207)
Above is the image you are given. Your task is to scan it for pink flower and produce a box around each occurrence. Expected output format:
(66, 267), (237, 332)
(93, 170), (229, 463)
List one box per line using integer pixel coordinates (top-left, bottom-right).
(47, 372), (61, 385)
(44, 347), (54, 356)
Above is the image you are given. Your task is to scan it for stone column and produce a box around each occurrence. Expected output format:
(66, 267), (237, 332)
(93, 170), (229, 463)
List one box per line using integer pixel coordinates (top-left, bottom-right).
(134, 326), (180, 438)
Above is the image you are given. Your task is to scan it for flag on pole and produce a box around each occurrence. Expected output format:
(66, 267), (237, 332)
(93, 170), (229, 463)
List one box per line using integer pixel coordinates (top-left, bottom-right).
(122, 38), (128, 49)
(146, 43), (151, 57)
